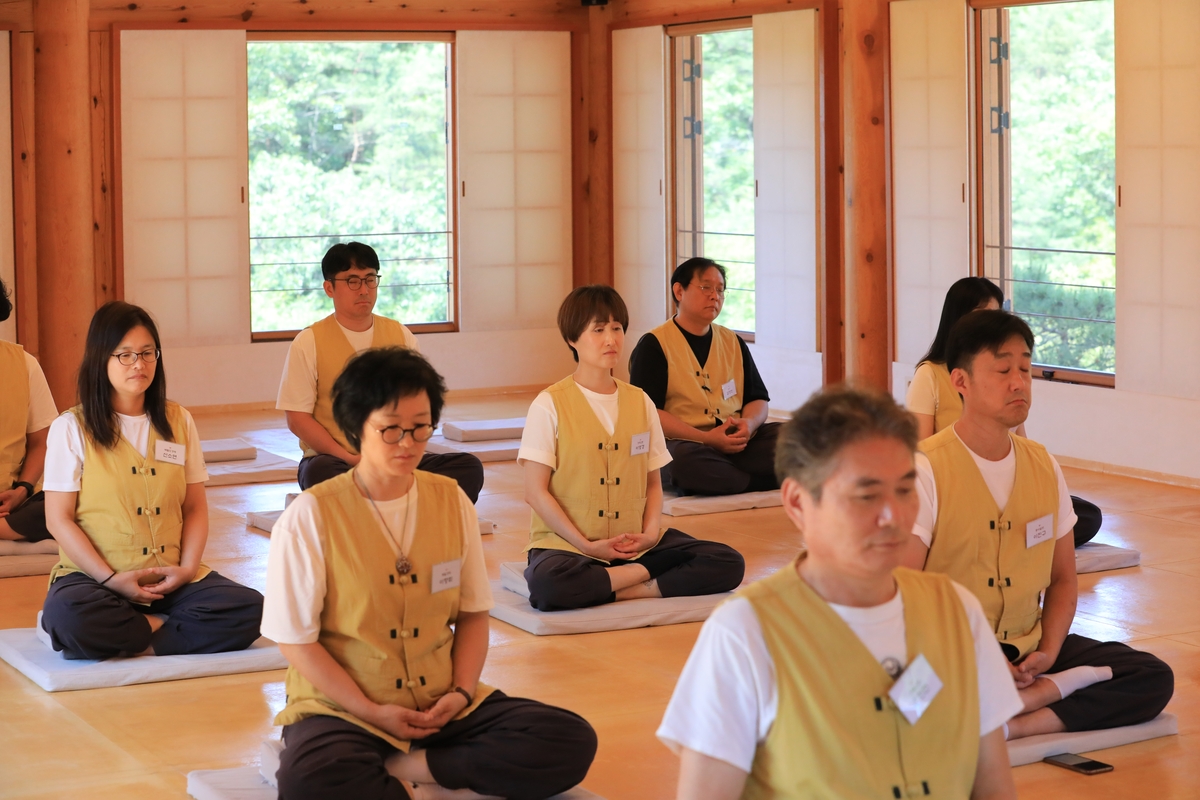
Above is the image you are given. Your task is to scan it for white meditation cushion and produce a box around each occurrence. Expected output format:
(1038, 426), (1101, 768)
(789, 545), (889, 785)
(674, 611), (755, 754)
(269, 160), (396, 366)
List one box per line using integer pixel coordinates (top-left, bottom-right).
(1007, 713), (1178, 766)
(0, 539), (60, 578)
(200, 438), (258, 463)
(1075, 542), (1140, 574)
(205, 450), (300, 487)
(424, 436), (520, 462)
(661, 489), (782, 516)
(441, 417), (526, 442)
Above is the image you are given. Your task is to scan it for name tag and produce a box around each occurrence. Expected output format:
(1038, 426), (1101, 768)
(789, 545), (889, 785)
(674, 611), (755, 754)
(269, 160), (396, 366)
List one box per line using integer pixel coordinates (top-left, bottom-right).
(154, 440), (185, 466)
(721, 379), (737, 400)
(630, 432), (650, 456)
(431, 559), (462, 594)
(887, 653), (943, 725)
(1026, 513), (1054, 548)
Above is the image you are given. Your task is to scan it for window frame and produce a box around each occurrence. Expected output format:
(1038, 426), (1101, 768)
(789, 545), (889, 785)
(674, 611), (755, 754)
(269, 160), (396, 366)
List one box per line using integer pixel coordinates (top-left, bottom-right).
(246, 31), (460, 343)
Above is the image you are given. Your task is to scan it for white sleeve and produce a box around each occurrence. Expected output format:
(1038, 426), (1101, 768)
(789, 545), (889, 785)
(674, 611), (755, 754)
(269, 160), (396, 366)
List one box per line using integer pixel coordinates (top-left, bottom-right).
(457, 488), (495, 613)
(657, 598), (776, 773)
(25, 353), (58, 433)
(402, 324), (421, 353)
(275, 329), (319, 413)
(261, 493), (327, 645)
(42, 413), (87, 492)
(180, 409), (209, 485)
(912, 452), (937, 547)
(1050, 456), (1078, 539)
(952, 583), (1025, 735)
(645, 392), (672, 472)
(905, 363), (938, 417)
(516, 392), (558, 470)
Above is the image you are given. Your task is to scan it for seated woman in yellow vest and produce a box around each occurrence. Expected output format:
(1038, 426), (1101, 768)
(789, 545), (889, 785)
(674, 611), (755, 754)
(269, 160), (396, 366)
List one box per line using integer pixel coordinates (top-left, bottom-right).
(520, 286), (745, 612)
(658, 386), (1020, 799)
(276, 242), (484, 501)
(263, 347), (597, 800)
(628, 258), (780, 497)
(906, 276), (1102, 546)
(40, 302), (264, 661)
(903, 310), (1173, 740)
(0, 277), (59, 544)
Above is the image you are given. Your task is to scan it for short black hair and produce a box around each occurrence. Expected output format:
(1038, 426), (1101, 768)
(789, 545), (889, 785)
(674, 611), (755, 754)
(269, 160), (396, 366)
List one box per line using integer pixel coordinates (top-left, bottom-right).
(920, 277), (1005, 364)
(670, 257), (727, 307)
(557, 285), (630, 362)
(0, 276), (10, 322)
(775, 384), (918, 500)
(322, 242), (381, 281)
(331, 347), (447, 452)
(945, 309), (1035, 373)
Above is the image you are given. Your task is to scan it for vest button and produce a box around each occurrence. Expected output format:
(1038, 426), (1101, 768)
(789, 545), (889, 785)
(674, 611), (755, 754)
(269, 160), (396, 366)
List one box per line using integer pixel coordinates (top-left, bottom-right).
(400, 630), (410, 638)
(406, 680), (416, 688)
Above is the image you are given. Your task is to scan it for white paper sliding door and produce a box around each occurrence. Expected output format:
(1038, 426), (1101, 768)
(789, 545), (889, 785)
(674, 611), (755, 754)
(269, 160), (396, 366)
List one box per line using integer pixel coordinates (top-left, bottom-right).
(456, 31), (572, 332)
(613, 26), (668, 337)
(120, 30), (249, 348)
(890, 0), (971, 368)
(0, 32), (14, 344)
(1115, 0), (1200, 399)
(751, 9), (822, 408)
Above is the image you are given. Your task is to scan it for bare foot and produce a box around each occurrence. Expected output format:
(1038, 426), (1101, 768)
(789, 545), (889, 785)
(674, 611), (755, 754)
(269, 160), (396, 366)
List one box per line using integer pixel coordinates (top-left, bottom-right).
(136, 613), (166, 656)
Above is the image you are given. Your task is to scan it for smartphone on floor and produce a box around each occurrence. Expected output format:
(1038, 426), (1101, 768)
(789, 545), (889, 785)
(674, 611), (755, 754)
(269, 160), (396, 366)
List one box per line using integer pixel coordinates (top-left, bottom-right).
(1043, 753), (1114, 775)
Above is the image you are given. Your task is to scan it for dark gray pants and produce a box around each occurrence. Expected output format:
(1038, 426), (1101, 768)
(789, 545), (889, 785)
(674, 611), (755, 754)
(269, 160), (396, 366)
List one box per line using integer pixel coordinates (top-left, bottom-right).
(41, 571), (264, 660)
(298, 452), (485, 503)
(1072, 495), (1102, 547)
(525, 528), (745, 611)
(662, 421), (782, 496)
(278, 692), (597, 800)
(1003, 634), (1174, 732)
(3, 491), (51, 542)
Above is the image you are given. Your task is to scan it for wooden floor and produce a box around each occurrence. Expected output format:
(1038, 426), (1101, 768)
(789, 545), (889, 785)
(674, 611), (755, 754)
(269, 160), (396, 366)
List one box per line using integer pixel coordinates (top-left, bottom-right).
(2, 397), (1198, 799)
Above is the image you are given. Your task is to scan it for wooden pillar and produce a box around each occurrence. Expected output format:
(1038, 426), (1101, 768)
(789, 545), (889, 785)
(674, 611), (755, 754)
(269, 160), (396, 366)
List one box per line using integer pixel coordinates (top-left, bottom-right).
(34, 0), (94, 407)
(820, 0), (845, 385)
(842, 0), (890, 390)
(571, 6), (614, 288)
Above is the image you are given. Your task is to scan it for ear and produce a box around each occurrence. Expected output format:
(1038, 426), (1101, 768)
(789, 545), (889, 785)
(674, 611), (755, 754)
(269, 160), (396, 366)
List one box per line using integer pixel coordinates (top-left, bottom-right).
(672, 282), (684, 305)
(949, 365), (970, 397)
(323, 280), (335, 300)
(780, 477), (809, 536)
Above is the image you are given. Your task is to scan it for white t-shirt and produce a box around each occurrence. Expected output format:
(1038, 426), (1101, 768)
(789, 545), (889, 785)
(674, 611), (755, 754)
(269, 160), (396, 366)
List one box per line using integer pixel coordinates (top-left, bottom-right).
(21, 352), (58, 434)
(43, 408), (209, 491)
(261, 480), (493, 645)
(517, 383), (672, 473)
(276, 319), (420, 414)
(913, 429), (1077, 547)
(657, 582), (1023, 773)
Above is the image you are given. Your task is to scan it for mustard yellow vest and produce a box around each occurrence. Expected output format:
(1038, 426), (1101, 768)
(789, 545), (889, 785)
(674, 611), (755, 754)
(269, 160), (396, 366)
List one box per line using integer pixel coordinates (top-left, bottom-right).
(277, 469), (495, 751)
(302, 313), (412, 457)
(916, 362), (962, 434)
(650, 319), (744, 432)
(526, 377), (658, 561)
(50, 402), (211, 586)
(920, 427), (1058, 659)
(0, 340), (29, 485)
(741, 560), (980, 799)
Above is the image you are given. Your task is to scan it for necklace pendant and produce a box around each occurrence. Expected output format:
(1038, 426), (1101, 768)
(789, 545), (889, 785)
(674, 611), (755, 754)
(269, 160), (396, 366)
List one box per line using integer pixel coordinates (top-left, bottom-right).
(395, 554), (413, 576)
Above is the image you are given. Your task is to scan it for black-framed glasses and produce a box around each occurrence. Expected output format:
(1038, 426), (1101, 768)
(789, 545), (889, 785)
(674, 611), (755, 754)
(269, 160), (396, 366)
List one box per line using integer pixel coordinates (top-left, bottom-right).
(111, 349), (160, 366)
(330, 274), (380, 290)
(372, 423), (435, 445)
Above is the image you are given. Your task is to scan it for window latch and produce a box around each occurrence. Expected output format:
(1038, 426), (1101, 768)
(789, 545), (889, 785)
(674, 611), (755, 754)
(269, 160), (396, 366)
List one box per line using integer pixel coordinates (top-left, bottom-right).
(990, 106), (1010, 134)
(683, 116), (703, 139)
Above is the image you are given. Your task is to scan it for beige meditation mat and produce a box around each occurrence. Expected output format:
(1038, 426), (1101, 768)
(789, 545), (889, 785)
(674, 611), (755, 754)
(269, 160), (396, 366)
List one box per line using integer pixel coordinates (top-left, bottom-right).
(441, 417), (526, 442)
(200, 438), (258, 463)
(205, 449), (300, 487)
(1075, 542), (1140, 574)
(1007, 713), (1177, 766)
(0, 538), (60, 578)
(424, 435), (520, 463)
(661, 489), (782, 516)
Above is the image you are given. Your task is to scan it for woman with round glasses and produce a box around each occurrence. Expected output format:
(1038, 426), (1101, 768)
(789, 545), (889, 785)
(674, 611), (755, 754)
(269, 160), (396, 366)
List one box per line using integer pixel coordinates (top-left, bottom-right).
(263, 346), (597, 800)
(39, 301), (264, 660)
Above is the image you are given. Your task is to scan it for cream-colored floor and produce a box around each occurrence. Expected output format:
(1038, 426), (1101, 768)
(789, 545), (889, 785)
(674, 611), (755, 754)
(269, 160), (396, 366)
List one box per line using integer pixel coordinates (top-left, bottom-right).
(1, 399), (1198, 798)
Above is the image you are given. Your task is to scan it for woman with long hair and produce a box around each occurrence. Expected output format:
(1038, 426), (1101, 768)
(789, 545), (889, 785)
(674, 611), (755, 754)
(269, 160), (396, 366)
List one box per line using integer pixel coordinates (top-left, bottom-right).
(40, 301), (263, 660)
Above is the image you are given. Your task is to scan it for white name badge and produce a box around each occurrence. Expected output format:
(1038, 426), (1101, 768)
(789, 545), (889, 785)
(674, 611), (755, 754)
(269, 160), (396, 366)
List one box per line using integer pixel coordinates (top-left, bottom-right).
(154, 440), (185, 466)
(887, 653), (943, 725)
(630, 432), (650, 456)
(1026, 513), (1054, 549)
(431, 559), (462, 594)
(721, 379), (737, 400)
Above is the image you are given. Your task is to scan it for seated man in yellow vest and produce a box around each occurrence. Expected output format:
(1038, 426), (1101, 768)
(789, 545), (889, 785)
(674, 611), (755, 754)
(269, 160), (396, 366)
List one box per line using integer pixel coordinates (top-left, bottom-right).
(277, 242), (485, 501)
(903, 310), (1174, 740)
(520, 285), (744, 611)
(658, 386), (1019, 799)
(264, 347), (597, 799)
(628, 258), (780, 497)
(0, 277), (59, 543)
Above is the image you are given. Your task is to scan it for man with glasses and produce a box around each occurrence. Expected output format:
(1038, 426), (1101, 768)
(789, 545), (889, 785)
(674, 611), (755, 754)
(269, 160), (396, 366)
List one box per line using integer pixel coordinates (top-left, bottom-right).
(276, 242), (485, 501)
(628, 257), (781, 497)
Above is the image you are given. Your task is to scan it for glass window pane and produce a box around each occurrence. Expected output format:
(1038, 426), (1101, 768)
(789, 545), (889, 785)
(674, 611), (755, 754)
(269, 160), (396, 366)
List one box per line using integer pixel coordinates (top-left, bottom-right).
(248, 41), (452, 333)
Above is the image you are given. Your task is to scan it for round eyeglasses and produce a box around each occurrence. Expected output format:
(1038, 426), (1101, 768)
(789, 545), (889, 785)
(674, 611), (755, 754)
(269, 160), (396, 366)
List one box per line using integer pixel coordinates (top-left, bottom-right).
(371, 423), (436, 445)
(111, 349), (161, 366)
(331, 274), (380, 290)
